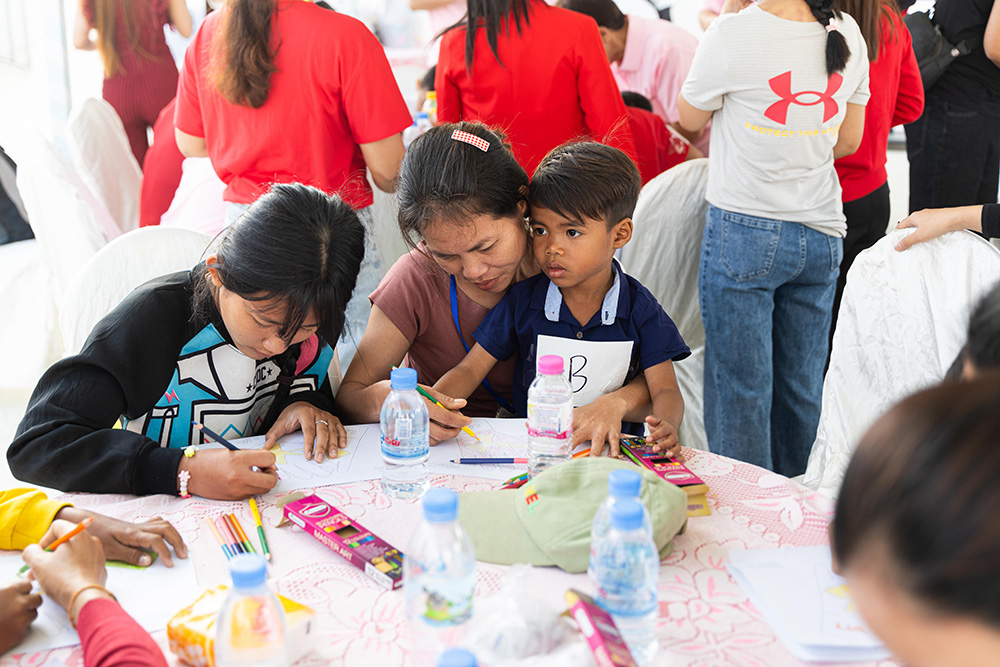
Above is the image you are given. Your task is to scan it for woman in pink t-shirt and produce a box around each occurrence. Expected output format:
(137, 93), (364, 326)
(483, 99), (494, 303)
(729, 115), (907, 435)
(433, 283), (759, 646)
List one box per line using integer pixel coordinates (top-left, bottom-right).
(338, 123), (652, 451)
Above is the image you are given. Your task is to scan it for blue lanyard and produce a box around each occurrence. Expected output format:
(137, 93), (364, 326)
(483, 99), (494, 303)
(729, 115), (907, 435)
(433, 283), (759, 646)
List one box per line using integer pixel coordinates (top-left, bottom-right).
(449, 275), (516, 414)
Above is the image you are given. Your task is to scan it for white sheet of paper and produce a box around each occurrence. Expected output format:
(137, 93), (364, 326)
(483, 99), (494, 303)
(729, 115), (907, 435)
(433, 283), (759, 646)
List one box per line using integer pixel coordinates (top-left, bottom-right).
(727, 546), (890, 662)
(1, 550), (199, 657)
(218, 426), (386, 491)
(427, 418), (533, 480)
(535, 335), (633, 407)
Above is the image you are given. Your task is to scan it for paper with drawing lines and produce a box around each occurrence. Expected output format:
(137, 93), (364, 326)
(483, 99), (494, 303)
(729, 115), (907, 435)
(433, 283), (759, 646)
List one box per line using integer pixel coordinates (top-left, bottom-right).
(427, 418), (533, 480)
(0, 549), (199, 656)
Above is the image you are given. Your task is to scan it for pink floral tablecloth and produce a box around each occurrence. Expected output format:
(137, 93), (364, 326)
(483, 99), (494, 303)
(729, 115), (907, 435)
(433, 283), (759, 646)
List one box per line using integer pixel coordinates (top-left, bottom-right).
(1, 450), (900, 667)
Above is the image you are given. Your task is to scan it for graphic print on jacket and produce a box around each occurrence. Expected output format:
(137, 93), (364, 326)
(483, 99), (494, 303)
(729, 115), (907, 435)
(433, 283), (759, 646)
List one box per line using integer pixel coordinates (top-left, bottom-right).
(124, 323), (333, 448)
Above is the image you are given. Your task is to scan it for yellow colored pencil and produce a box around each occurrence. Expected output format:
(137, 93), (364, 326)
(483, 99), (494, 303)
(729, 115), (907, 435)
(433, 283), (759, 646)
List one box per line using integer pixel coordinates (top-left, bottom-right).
(248, 497), (271, 562)
(391, 365), (479, 441)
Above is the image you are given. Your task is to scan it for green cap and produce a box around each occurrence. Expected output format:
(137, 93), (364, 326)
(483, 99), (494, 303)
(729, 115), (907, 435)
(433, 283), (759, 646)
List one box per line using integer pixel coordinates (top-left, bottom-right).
(458, 457), (688, 573)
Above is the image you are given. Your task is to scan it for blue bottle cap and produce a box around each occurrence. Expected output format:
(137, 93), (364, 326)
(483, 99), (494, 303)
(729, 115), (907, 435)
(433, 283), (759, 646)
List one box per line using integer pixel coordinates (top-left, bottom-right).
(437, 648), (477, 667)
(229, 553), (268, 589)
(607, 469), (641, 498)
(610, 498), (644, 532)
(390, 367), (418, 391)
(423, 488), (458, 523)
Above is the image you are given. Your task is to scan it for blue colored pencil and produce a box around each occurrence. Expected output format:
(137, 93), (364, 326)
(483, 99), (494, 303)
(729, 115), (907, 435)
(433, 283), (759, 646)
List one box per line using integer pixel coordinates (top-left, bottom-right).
(192, 421), (240, 451)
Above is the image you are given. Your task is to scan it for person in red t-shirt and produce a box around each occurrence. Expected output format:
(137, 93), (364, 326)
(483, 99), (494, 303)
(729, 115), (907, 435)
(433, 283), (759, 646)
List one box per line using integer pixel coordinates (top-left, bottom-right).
(175, 0), (413, 368)
(830, 0), (924, 341)
(622, 91), (701, 185)
(436, 0), (637, 177)
(139, 97), (184, 228)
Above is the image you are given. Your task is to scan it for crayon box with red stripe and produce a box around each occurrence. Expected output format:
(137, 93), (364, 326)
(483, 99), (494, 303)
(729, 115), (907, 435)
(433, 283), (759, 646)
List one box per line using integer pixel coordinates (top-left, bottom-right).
(283, 494), (404, 590)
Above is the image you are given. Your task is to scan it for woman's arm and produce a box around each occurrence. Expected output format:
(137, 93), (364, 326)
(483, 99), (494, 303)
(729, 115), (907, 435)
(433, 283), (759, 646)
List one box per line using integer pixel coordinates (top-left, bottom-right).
(832, 103), (866, 159)
(175, 128), (208, 158)
(892, 22), (925, 127)
(410, 0), (462, 9)
(677, 94), (714, 135)
(985, 0), (1000, 67)
(168, 0), (193, 38)
(894, 205), (988, 250)
(360, 134), (405, 193)
(338, 305), (471, 443)
(73, 0), (96, 50)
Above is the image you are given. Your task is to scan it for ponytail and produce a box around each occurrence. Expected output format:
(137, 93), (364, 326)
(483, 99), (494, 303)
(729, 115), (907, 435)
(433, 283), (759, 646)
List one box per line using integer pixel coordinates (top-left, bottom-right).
(804, 0), (850, 76)
(211, 0), (278, 108)
(463, 0), (534, 71)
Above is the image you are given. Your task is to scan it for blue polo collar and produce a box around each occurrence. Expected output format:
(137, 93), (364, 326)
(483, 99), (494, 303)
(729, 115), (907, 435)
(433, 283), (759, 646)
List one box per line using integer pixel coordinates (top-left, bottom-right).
(542, 259), (627, 326)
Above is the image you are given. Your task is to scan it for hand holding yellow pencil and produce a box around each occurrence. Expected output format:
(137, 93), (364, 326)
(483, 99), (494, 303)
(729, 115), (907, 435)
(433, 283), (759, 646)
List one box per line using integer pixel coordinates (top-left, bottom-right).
(391, 365), (479, 441)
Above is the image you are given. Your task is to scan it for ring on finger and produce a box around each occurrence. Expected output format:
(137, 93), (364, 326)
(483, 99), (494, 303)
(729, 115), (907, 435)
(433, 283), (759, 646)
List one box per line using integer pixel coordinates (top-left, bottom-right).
(315, 420), (329, 426)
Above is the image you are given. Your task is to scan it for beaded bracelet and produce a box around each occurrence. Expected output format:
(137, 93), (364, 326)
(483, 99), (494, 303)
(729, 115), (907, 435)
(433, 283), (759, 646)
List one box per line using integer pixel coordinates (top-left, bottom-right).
(179, 445), (198, 498)
(68, 584), (117, 628)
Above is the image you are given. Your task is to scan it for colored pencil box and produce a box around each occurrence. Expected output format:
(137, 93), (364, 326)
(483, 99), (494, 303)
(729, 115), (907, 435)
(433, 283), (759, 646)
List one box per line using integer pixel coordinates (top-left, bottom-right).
(167, 585), (314, 667)
(283, 494), (404, 590)
(619, 436), (709, 496)
(566, 589), (638, 667)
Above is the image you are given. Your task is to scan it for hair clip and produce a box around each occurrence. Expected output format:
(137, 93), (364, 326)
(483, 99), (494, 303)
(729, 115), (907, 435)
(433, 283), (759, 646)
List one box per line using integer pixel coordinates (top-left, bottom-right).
(451, 129), (490, 152)
(826, 17), (839, 32)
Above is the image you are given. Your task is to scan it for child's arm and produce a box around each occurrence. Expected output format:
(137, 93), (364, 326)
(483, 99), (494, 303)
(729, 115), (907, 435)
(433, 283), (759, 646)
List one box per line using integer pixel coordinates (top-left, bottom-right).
(643, 360), (685, 458)
(574, 375), (652, 458)
(434, 344), (501, 402)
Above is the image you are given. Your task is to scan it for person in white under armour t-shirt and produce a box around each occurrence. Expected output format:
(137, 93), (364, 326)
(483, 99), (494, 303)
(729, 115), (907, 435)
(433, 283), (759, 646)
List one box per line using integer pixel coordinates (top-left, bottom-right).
(676, 0), (869, 477)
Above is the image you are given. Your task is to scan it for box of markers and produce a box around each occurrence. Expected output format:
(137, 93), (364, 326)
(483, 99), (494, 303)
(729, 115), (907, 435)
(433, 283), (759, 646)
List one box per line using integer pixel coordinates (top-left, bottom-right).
(619, 436), (709, 496)
(565, 589), (638, 667)
(283, 494), (404, 590)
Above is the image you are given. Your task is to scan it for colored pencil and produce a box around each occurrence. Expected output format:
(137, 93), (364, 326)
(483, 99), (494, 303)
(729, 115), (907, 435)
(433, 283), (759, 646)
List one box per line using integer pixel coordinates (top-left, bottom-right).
(191, 421), (239, 451)
(216, 516), (244, 554)
(391, 366), (480, 441)
(249, 497), (271, 562)
(205, 517), (234, 560)
(450, 457), (528, 464)
(572, 448), (592, 459)
(501, 471), (531, 490)
(18, 517), (94, 575)
(228, 513), (257, 554)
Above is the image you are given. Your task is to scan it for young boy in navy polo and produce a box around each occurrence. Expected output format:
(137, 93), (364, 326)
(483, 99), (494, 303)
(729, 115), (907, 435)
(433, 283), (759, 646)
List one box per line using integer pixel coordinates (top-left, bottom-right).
(435, 141), (689, 456)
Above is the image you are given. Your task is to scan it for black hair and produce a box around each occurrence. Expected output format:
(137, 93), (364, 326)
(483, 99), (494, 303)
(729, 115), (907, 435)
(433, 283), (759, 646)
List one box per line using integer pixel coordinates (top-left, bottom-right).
(832, 375), (1000, 629)
(397, 122), (529, 246)
(194, 182), (365, 347)
(556, 0), (626, 30)
(529, 141), (641, 229)
(967, 282), (1000, 372)
(621, 91), (653, 112)
(193, 183), (365, 429)
(462, 0), (535, 71)
(803, 0), (851, 75)
(420, 65), (436, 92)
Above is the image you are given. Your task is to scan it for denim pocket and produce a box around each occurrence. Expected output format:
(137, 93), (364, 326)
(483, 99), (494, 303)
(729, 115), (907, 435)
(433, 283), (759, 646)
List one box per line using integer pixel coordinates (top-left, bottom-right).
(719, 210), (781, 282)
(828, 235), (844, 272)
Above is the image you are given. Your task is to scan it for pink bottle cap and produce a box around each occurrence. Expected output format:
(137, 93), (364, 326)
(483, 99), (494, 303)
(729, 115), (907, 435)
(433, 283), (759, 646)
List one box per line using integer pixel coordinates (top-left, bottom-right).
(537, 355), (565, 375)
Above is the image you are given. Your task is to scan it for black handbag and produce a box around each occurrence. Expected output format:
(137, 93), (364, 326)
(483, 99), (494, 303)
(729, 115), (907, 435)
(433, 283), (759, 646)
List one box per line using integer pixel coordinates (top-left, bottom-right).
(903, 10), (980, 91)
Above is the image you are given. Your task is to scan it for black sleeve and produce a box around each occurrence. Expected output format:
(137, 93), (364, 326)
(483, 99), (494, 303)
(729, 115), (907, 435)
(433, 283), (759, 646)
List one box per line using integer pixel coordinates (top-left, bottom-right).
(7, 277), (193, 495)
(982, 204), (1000, 240)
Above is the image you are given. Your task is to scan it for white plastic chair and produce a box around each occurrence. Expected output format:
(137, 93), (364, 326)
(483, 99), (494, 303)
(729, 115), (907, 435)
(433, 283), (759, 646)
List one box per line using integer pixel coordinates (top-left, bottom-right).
(67, 98), (143, 235)
(159, 157), (227, 235)
(59, 227), (215, 355)
(804, 229), (1000, 499)
(619, 158), (710, 451)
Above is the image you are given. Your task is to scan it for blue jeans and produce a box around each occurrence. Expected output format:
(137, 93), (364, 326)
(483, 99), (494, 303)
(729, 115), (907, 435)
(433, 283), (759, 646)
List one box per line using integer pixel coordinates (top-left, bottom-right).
(699, 205), (842, 476)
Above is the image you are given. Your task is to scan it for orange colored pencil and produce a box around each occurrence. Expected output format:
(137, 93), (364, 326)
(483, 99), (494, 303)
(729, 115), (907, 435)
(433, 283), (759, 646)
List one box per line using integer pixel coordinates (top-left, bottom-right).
(18, 517), (94, 575)
(227, 514), (256, 554)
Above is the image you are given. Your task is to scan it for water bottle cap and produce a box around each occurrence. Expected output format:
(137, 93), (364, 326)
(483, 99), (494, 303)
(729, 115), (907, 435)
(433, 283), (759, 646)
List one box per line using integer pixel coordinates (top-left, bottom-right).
(422, 488), (458, 523)
(417, 112), (430, 119)
(537, 355), (564, 375)
(607, 469), (641, 498)
(610, 498), (644, 531)
(437, 648), (477, 667)
(228, 553), (268, 588)
(390, 367), (418, 391)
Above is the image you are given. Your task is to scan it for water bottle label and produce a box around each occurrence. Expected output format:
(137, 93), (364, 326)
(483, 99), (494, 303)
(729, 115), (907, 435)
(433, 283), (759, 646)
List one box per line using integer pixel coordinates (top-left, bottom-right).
(527, 402), (572, 440)
(410, 574), (474, 626)
(223, 597), (286, 648)
(381, 431), (428, 459)
(396, 417), (412, 441)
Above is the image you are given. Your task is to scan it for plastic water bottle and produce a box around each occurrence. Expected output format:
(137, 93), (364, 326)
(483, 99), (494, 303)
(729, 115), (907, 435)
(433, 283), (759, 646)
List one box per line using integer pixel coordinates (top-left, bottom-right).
(380, 367), (430, 499)
(215, 554), (288, 667)
(404, 489), (476, 659)
(403, 112), (434, 148)
(594, 499), (660, 665)
(422, 91), (438, 125)
(526, 354), (574, 477)
(588, 469), (654, 581)
(437, 648), (477, 667)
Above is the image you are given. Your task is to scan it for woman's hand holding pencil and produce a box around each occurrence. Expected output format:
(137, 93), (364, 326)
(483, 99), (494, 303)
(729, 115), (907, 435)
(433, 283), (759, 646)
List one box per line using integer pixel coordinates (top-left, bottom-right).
(22, 519), (111, 618)
(177, 448), (278, 500)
